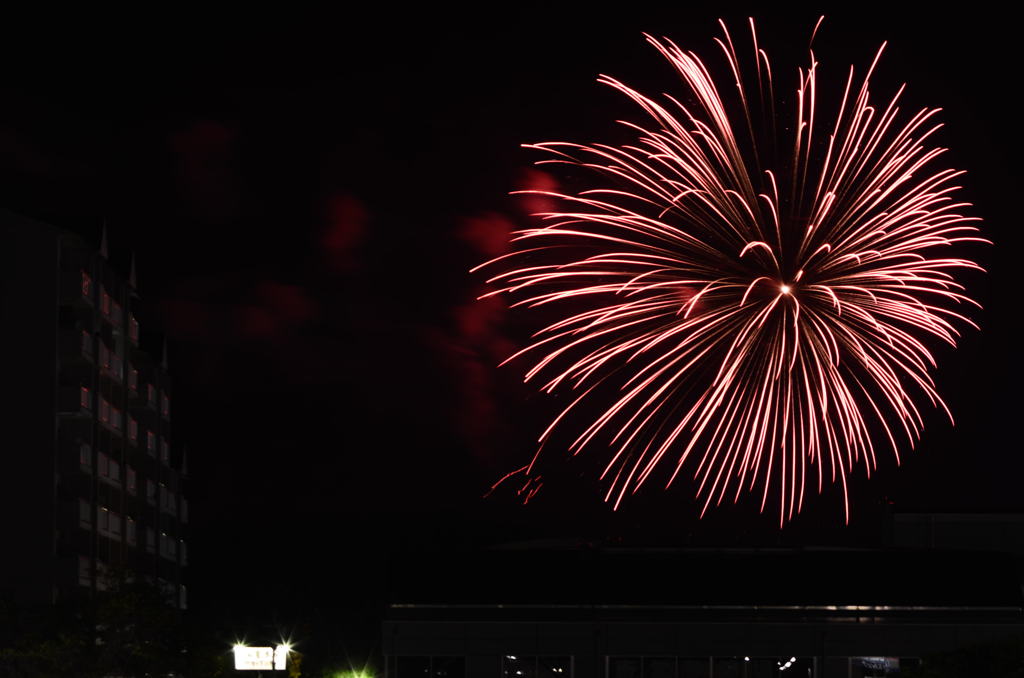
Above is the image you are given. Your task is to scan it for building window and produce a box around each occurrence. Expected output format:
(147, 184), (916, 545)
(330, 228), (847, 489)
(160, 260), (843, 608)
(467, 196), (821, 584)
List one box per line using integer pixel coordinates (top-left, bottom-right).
(111, 354), (124, 382)
(128, 367), (138, 392)
(147, 384), (157, 407)
(160, 439), (170, 464)
(146, 480), (156, 505)
(100, 288), (111, 316)
(146, 528), (156, 554)
(129, 315), (139, 343)
(81, 271), (92, 299)
(127, 467), (137, 495)
(850, 657), (906, 677)
(179, 585), (187, 610)
(159, 532), (177, 560)
(161, 393), (170, 418)
(80, 386), (91, 410)
(98, 452), (109, 478)
(180, 540), (188, 565)
(504, 656), (570, 677)
(128, 417), (138, 442)
(79, 443), (92, 470)
(607, 657), (682, 678)
(78, 555), (91, 586)
(126, 517), (137, 545)
(109, 459), (121, 483)
(111, 301), (123, 326)
(79, 499), (92, 528)
(181, 498), (188, 524)
(99, 398), (110, 423)
(111, 407), (122, 431)
(399, 657), (466, 678)
(81, 330), (92, 357)
(146, 431), (156, 456)
(675, 659), (710, 678)
(101, 509), (122, 540)
(160, 484), (177, 515)
(99, 342), (110, 369)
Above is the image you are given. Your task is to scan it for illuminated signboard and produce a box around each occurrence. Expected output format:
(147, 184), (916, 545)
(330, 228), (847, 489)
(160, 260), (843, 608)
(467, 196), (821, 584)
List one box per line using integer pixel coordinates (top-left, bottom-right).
(233, 645), (289, 671)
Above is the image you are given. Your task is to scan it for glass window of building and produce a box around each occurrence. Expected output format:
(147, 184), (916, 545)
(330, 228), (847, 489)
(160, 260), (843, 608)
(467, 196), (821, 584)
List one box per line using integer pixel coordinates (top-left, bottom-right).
(608, 658), (641, 678)
(79, 499), (91, 528)
(397, 656), (465, 677)
(78, 555), (91, 585)
(505, 656), (570, 677)
(677, 659), (710, 678)
(79, 443), (92, 469)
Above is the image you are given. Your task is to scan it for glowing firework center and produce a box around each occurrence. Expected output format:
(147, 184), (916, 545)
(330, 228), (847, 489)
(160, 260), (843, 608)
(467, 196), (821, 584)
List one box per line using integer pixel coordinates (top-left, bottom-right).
(232, 644), (290, 671)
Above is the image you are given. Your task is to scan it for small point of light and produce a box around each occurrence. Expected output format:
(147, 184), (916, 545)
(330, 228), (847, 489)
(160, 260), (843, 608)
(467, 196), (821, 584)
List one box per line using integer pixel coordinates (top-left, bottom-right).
(790, 657), (797, 662)
(744, 657), (750, 661)
(781, 284), (791, 294)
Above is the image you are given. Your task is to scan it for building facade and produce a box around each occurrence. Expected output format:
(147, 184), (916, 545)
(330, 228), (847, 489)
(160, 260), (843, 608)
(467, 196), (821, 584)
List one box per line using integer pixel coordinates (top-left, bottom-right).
(0, 209), (188, 609)
(383, 528), (1024, 678)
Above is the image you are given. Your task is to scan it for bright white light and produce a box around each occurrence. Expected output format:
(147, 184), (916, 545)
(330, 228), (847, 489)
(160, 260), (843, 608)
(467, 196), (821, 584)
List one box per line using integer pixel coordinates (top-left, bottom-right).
(790, 657), (796, 662)
(744, 657), (750, 662)
(781, 284), (791, 294)
(274, 645), (289, 670)
(234, 646), (274, 670)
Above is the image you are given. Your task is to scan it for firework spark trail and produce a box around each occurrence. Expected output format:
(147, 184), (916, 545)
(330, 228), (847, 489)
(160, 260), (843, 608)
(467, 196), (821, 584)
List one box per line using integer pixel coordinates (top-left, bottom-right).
(475, 19), (988, 524)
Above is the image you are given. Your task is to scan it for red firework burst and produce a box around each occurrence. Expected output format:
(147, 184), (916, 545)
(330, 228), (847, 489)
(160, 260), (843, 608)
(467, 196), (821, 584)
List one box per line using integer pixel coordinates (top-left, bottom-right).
(476, 19), (988, 524)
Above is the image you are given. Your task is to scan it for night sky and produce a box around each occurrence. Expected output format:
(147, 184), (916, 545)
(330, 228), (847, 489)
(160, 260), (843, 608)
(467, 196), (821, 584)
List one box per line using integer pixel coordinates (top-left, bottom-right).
(2, 4), (1021, 665)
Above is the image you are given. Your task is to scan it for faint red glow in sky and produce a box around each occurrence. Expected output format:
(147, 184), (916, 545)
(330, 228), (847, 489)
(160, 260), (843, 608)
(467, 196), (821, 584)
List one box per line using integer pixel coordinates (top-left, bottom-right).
(322, 193), (367, 272)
